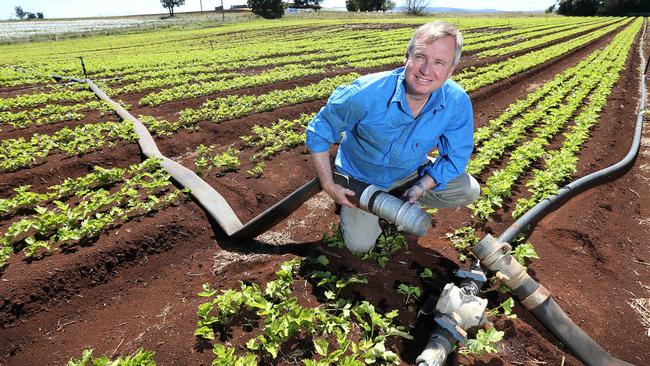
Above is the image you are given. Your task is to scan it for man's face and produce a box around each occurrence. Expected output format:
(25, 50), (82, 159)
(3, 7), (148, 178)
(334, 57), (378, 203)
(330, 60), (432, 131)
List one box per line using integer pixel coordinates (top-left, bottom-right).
(404, 35), (456, 99)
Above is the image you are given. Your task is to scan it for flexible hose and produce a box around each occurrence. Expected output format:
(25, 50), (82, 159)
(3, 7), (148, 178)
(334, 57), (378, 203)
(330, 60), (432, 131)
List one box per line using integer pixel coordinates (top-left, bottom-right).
(473, 235), (634, 366)
(55, 75), (322, 238)
(475, 19), (647, 366)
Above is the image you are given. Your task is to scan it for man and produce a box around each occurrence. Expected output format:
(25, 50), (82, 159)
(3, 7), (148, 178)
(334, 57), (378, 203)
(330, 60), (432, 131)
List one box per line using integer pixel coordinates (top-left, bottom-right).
(306, 21), (480, 253)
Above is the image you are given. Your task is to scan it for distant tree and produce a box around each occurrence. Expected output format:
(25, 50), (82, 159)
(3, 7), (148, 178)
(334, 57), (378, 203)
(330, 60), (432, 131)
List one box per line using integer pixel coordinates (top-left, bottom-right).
(293, 0), (321, 10)
(597, 0), (647, 15)
(26, 12), (36, 19)
(248, 0), (284, 18)
(37, 12), (44, 19)
(557, 0), (598, 16)
(345, 0), (387, 11)
(160, 0), (185, 17)
(545, 4), (556, 13)
(346, 0), (359, 11)
(405, 0), (431, 15)
(381, 0), (395, 11)
(15, 6), (26, 19)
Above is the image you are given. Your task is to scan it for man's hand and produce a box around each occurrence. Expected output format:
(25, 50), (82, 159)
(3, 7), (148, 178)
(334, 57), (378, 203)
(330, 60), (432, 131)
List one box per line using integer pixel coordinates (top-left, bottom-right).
(403, 177), (435, 203)
(323, 183), (356, 208)
(403, 183), (425, 204)
(311, 151), (357, 208)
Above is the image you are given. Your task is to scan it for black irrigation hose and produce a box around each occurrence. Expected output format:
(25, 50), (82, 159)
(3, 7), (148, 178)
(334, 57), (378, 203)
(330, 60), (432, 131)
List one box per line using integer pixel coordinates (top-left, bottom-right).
(474, 18), (648, 366)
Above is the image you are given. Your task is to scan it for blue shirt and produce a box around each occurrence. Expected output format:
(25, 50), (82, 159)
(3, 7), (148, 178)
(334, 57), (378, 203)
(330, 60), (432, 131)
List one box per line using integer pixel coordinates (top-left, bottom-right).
(306, 67), (474, 190)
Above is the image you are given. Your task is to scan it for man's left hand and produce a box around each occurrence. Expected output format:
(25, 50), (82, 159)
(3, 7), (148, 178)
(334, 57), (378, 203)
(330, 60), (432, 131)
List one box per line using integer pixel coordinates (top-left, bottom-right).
(403, 182), (426, 204)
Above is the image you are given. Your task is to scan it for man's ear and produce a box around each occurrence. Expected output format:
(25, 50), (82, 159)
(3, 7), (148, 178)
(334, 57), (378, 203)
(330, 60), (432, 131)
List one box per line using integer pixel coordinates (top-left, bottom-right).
(404, 51), (409, 65)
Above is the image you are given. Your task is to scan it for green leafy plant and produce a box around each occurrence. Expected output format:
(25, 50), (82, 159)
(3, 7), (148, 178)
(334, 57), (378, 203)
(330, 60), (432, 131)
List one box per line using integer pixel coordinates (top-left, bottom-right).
(511, 242), (539, 266)
(246, 161), (264, 178)
(322, 223), (344, 248)
(67, 348), (156, 366)
(460, 327), (504, 357)
(487, 297), (516, 319)
(446, 226), (479, 262)
(194, 144), (240, 177)
(396, 283), (421, 310)
(211, 344), (257, 366)
(360, 229), (407, 268)
(311, 270), (368, 300)
(196, 258), (410, 365)
(419, 267), (440, 283)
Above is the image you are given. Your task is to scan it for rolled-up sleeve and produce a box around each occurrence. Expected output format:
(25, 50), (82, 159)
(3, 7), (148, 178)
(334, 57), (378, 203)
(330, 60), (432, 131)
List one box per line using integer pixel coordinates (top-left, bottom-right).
(421, 94), (474, 190)
(306, 83), (363, 153)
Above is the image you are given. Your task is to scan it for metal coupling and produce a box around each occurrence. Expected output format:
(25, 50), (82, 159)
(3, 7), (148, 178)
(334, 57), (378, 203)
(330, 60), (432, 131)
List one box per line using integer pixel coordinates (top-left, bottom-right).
(472, 235), (551, 310)
(359, 184), (431, 236)
(415, 328), (454, 366)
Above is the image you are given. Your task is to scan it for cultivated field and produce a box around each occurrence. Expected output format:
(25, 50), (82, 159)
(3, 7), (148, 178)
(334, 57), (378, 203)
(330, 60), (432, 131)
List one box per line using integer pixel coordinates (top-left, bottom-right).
(0, 15), (649, 365)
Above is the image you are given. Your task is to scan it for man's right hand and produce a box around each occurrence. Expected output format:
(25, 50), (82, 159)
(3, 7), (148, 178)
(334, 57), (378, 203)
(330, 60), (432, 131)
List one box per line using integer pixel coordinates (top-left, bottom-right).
(311, 151), (357, 208)
(322, 183), (356, 208)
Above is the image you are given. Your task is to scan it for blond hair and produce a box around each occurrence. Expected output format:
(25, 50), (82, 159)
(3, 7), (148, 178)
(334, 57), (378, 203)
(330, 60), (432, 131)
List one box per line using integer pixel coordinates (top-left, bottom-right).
(407, 21), (463, 66)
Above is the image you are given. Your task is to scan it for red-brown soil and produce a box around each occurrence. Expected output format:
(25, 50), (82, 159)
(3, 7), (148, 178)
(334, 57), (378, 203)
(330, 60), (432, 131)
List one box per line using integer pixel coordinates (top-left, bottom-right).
(1, 23), (649, 366)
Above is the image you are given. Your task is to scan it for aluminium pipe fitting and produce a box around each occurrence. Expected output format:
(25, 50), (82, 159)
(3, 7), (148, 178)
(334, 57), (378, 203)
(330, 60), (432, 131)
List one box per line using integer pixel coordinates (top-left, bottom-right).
(333, 172), (431, 236)
(358, 184), (431, 236)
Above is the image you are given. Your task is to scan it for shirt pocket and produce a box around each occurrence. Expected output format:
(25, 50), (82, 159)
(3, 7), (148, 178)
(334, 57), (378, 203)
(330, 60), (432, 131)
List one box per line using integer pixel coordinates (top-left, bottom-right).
(355, 120), (395, 146)
(412, 137), (436, 155)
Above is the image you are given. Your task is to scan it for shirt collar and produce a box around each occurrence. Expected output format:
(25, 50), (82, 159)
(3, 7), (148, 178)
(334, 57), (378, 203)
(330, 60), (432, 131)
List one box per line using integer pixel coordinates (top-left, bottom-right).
(391, 67), (447, 115)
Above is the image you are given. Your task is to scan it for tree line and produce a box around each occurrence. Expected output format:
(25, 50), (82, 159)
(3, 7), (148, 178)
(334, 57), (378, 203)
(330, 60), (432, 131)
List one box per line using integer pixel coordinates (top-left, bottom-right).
(553, 0), (650, 16)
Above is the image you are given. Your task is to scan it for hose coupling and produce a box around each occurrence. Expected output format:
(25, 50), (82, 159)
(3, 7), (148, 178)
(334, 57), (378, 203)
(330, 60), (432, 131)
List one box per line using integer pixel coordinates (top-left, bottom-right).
(333, 172), (431, 236)
(472, 234), (550, 310)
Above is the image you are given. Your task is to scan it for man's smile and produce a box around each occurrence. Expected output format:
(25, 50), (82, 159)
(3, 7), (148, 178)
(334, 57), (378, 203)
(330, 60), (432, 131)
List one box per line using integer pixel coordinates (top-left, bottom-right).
(415, 75), (433, 84)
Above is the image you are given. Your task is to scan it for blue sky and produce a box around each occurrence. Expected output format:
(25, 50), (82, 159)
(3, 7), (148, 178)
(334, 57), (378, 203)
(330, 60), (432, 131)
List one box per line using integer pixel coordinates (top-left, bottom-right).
(2, 0), (557, 19)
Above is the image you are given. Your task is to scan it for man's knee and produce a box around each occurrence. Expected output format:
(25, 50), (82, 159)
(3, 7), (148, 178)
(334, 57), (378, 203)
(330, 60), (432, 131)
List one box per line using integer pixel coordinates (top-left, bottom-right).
(340, 205), (382, 254)
(465, 174), (481, 204)
(343, 233), (377, 253)
(417, 172), (480, 209)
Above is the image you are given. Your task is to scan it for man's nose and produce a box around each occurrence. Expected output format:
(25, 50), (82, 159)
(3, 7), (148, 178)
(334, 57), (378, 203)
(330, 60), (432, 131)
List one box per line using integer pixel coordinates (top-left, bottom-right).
(420, 60), (432, 75)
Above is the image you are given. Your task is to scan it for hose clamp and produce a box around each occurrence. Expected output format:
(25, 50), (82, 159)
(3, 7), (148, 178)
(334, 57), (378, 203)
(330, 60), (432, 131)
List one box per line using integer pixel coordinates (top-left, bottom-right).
(480, 242), (511, 268)
(359, 184), (383, 211)
(520, 285), (551, 310)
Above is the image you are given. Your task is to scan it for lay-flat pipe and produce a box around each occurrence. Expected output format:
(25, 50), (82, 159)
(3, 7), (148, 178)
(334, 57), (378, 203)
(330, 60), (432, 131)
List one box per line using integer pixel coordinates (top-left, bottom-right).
(476, 18), (648, 366)
(55, 75), (322, 239)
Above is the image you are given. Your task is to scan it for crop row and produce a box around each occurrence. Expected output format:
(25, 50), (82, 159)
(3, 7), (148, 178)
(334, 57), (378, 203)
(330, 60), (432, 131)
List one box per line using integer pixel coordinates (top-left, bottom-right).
(476, 17), (621, 58)
(139, 64), (325, 106)
(456, 18), (630, 92)
(462, 18), (600, 50)
(2, 18), (618, 123)
(197, 258), (408, 364)
(0, 74), (355, 173)
(0, 17), (598, 91)
(179, 73), (359, 124)
(443, 18), (640, 260)
(468, 48), (604, 175)
(511, 18), (639, 217)
(0, 165), (126, 218)
(469, 18), (639, 221)
(0, 158), (185, 269)
(0, 18), (630, 181)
